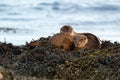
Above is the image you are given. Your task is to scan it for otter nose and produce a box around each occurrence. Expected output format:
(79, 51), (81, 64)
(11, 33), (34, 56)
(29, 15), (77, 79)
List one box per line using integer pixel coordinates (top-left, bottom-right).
(75, 43), (79, 47)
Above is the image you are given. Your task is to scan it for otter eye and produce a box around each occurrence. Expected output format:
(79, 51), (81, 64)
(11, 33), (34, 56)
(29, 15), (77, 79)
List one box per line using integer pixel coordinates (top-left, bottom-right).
(79, 39), (82, 41)
(84, 38), (86, 40)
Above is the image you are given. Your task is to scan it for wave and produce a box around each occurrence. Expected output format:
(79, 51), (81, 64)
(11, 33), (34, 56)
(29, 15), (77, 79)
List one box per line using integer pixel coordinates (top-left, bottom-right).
(0, 4), (12, 12)
(87, 4), (120, 12)
(0, 4), (11, 7)
(0, 18), (35, 21)
(1, 1), (119, 16)
(32, 1), (81, 13)
(0, 27), (32, 34)
(61, 19), (120, 27)
(31, 1), (120, 14)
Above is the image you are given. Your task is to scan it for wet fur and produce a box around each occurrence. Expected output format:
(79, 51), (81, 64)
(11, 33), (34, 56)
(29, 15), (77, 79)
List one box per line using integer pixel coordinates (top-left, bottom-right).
(73, 35), (88, 49)
(49, 33), (74, 51)
(60, 25), (101, 49)
(78, 33), (101, 49)
(73, 33), (101, 49)
(60, 25), (76, 36)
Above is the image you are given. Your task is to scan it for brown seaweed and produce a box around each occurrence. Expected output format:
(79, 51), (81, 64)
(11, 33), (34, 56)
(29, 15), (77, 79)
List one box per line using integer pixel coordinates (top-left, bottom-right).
(0, 37), (119, 80)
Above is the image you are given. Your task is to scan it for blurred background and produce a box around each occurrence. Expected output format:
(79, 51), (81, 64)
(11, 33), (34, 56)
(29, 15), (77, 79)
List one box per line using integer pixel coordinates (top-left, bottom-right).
(0, 0), (120, 45)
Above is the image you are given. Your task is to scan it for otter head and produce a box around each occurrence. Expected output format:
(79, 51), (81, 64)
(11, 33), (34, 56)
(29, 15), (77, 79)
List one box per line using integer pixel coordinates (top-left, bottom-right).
(73, 35), (88, 48)
(60, 25), (75, 36)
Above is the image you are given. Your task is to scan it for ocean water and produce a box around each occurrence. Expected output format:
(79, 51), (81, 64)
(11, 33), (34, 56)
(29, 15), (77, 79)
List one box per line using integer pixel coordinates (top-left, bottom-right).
(0, 0), (120, 45)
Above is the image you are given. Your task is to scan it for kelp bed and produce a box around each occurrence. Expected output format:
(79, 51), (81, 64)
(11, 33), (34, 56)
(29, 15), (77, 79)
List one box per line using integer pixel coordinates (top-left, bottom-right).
(0, 37), (120, 80)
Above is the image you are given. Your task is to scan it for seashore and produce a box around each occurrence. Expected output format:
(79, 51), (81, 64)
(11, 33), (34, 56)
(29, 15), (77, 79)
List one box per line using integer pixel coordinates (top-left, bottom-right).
(0, 36), (119, 80)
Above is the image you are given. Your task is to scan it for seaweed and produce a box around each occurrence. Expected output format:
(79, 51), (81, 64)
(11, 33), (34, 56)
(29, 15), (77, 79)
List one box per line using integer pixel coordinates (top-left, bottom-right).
(0, 37), (119, 80)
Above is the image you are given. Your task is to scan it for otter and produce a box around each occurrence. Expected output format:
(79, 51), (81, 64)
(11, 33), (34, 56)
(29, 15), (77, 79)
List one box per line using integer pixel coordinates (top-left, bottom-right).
(60, 25), (76, 36)
(78, 33), (101, 49)
(73, 34), (101, 49)
(49, 33), (74, 51)
(27, 41), (49, 47)
(73, 35), (88, 49)
(60, 25), (101, 49)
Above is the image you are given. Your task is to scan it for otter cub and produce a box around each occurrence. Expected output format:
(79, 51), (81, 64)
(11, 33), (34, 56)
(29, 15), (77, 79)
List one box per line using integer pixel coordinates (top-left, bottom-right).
(78, 33), (101, 49)
(73, 35), (88, 49)
(49, 33), (74, 51)
(73, 34), (101, 49)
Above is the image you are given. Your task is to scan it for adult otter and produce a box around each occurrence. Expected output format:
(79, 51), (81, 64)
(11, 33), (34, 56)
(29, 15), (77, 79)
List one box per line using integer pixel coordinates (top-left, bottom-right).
(49, 33), (74, 51)
(27, 25), (74, 50)
(60, 25), (76, 36)
(60, 25), (101, 49)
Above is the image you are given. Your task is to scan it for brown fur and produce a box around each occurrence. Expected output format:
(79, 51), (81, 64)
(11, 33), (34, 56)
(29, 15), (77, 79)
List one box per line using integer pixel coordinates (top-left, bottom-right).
(49, 33), (74, 51)
(78, 33), (101, 49)
(74, 33), (101, 49)
(60, 25), (76, 36)
(60, 25), (101, 49)
(27, 41), (49, 47)
(73, 35), (88, 49)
